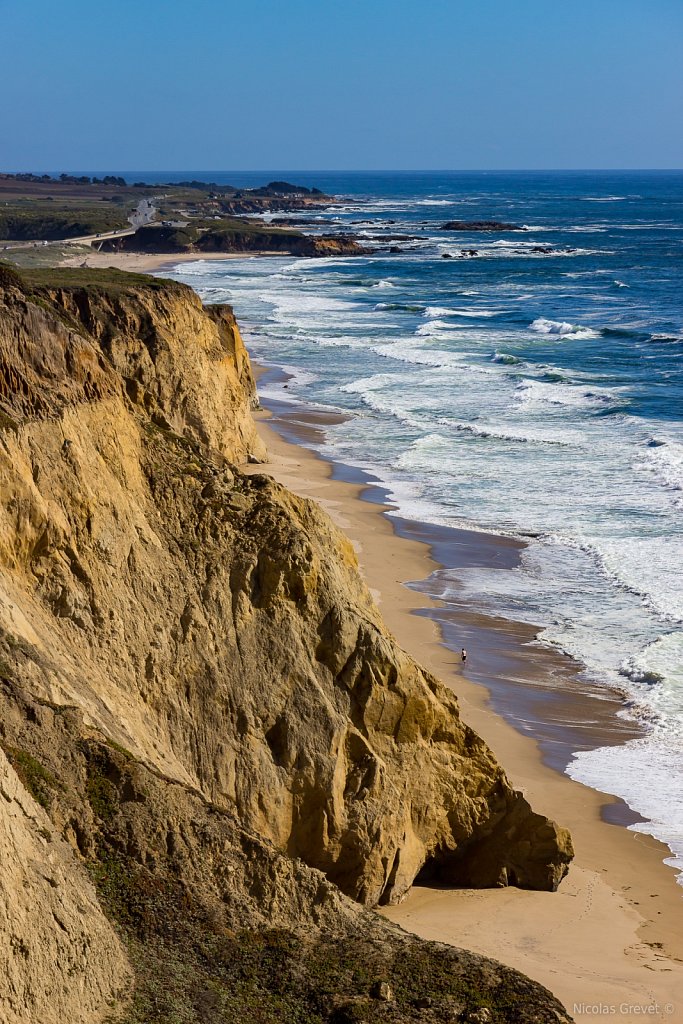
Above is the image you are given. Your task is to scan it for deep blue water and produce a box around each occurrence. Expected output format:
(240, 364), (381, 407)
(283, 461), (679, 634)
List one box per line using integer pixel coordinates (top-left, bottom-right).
(162, 171), (683, 879)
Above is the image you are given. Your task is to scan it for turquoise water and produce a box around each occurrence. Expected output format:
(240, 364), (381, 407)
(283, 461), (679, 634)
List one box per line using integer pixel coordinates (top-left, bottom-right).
(164, 171), (683, 880)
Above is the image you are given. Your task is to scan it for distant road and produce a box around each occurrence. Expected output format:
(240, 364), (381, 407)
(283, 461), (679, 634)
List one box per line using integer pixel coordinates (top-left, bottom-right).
(1, 197), (157, 252)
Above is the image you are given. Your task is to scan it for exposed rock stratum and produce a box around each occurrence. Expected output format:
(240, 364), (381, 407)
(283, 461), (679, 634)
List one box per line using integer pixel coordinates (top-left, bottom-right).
(0, 265), (573, 1023)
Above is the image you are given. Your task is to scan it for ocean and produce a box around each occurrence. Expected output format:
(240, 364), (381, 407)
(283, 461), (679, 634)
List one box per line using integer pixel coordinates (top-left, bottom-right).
(161, 170), (683, 881)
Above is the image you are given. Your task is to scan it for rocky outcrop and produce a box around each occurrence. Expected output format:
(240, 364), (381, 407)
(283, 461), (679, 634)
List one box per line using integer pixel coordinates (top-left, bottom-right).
(0, 266), (573, 1021)
(0, 744), (129, 1024)
(0, 674), (571, 1023)
(101, 222), (367, 257)
(441, 221), (524, 231)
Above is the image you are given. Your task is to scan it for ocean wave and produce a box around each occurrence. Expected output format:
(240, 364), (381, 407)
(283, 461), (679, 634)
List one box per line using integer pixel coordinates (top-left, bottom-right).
(530, 317), (601, 340)
(491, 351), (522, 364)
(563, 225), (609, 233)
(650, 333), (683, 344)
(374, 302), (426, 313)
(416, 199), (455, 206)
(635, 438), (683, 507)
(601, 326), (643, 339)
(339, 373), (427, 427)
(436, 241), (607, 260)
(436, 418), (572, 447)
(580, 195), (627, 202)
(568, 737), (683, 884)
(415, 320), (462, 336)
(618, 634), (683, 706)
(522, 223), (607, 233)
(372, 341), (461, 367)
(424, 305), (503, 319)
(588, 536), (683, 625)
(314, 335), (366, 350)
(516, 379), (621, 410)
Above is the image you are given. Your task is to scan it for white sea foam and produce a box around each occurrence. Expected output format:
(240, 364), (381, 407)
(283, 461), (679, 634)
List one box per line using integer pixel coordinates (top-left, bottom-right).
(423, 305), (502, 319)
(515, 379), (622, 411)
(314, 334), (366, 350)
(530, 317), (601, 339)
(618, 634), (683, 699)
(491, 351), (522, 365)
(568, 738), (683, 883)
(372, 340), (461, 368)
(373, 301), (426, 313)
(635, 438), (683, 508)
(415, 320), (462, 336)
(595, 536), (683, 624)
(339, 373), (428, 427)
(436, 418), (573, 447)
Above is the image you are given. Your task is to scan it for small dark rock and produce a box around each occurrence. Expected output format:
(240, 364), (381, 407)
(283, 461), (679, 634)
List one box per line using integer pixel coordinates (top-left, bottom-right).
(248, 474), (271, 489)
(415, 995), (433, 1008)
(370, 980), (394, 1001)
(441, 220), (523, 231)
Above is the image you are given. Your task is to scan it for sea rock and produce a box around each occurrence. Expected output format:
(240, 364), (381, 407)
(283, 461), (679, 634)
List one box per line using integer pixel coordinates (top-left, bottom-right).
(441, 220), (524, 231)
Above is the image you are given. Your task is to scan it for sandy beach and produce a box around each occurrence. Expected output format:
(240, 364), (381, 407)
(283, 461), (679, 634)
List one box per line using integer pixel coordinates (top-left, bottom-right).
(71, 248), (683, 1020)
(245, 388), (683, 1023)
(60, 248), (289, 274)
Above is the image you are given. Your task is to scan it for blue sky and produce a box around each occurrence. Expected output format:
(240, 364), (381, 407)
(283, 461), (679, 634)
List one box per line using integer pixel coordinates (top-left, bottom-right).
(1, 0), (682, 170)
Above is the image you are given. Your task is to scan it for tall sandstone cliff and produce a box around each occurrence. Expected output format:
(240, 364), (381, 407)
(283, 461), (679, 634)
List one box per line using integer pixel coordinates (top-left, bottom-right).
(0, 265), (573, 1024)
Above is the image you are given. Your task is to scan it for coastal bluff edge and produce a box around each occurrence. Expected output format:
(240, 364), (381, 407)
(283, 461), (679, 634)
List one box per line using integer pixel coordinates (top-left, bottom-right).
(0, 263), (572, 1023)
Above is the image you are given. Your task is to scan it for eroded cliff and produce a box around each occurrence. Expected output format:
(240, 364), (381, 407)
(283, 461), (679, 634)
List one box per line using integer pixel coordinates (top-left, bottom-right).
(0, 264), (573, 1023)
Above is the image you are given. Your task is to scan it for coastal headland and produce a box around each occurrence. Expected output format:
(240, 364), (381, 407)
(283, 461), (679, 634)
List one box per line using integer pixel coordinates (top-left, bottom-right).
(1, 176), (682, 1022)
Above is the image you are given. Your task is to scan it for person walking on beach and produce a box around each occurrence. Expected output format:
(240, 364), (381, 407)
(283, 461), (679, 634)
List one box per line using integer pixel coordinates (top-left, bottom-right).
(461, 647), (467, 664)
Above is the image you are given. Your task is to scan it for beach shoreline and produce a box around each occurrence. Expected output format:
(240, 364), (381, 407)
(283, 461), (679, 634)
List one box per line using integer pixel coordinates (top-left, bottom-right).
(245, 372), (683, 1022)
(57, 248), (285, 274)
(55, 246), (683, 1019)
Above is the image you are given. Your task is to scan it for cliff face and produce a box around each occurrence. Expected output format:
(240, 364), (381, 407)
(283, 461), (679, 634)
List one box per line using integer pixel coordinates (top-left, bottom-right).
(0, 266), (572, 1023)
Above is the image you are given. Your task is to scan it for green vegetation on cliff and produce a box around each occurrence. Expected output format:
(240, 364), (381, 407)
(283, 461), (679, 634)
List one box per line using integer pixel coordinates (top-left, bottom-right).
(0, 207), (129, 240)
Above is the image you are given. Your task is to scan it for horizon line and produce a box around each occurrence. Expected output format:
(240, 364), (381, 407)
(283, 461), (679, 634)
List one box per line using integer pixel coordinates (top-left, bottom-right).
(5, 167), (683, 175)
